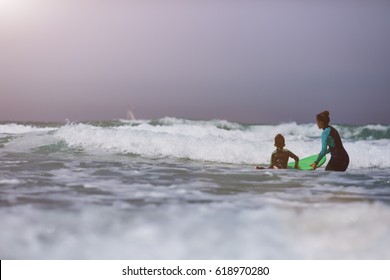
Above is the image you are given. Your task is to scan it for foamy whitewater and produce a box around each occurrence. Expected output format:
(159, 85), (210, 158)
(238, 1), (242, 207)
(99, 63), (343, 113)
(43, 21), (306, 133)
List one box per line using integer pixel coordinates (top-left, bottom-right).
(1, 118), (390, 259)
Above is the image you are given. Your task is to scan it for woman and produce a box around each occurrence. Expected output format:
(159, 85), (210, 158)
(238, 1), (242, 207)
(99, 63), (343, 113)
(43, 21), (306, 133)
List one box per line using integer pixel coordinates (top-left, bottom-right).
(310, 111), (349, 171)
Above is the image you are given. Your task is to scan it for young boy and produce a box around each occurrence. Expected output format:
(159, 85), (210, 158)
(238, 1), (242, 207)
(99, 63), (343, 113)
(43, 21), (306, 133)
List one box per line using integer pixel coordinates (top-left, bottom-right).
(257, 134), (299, 169)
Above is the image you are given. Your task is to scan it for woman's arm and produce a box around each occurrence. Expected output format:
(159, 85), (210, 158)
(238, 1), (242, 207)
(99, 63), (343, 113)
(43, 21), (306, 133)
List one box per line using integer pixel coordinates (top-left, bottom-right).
(269, 152), (276, 168)
(315, 127), (331, 164)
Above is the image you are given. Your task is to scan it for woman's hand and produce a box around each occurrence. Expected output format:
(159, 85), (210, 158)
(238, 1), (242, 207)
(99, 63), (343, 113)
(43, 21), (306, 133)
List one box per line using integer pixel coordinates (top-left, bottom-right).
(310, 162), (318, 170)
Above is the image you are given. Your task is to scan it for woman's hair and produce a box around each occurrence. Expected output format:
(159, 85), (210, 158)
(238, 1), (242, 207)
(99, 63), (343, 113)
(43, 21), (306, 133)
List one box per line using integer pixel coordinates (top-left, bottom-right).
(274, 134), (285, 148)
(316, 110), (330, 125)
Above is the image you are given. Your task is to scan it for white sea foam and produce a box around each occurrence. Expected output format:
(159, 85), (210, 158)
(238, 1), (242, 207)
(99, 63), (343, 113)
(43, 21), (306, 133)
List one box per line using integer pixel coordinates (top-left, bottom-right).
(0, 123), (56, 134)
(52, 120), (390, 168)
(0, 179), (21, 185)
(1, 202), (389, 259)
(1, 119), (389, 168)
(1, 120), (389, 260)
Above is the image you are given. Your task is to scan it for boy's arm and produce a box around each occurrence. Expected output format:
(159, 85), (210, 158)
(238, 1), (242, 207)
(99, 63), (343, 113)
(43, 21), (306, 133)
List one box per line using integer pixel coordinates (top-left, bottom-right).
(269, 152), (276, 168)
(289, 151), (300, 169)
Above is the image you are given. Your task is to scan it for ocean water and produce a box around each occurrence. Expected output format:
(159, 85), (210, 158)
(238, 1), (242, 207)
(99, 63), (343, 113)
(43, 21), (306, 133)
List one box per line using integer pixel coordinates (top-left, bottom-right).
(1, 118), (389, 259)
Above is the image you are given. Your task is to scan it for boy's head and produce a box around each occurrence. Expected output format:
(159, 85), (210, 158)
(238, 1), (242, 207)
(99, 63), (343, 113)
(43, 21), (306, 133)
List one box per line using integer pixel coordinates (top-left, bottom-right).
(274, 134), (285, 149)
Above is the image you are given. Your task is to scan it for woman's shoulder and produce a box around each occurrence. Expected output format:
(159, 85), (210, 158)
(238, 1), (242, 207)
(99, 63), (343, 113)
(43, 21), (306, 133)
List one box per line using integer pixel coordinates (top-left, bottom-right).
(323, 126), (331, 134)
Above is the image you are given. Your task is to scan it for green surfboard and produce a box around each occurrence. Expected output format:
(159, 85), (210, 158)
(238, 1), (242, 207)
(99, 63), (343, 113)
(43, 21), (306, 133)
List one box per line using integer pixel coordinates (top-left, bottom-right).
(288, 154), (326, 170)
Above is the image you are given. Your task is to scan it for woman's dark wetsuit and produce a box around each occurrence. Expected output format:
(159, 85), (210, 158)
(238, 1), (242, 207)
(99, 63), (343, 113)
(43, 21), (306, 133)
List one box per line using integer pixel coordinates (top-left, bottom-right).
(270, 148), (299, 169)
(315, 126), (349, 171)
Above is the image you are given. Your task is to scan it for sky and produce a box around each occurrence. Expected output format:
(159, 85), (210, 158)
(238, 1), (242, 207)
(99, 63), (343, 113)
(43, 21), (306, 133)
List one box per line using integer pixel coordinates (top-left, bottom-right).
(1, 0), (389, 124)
